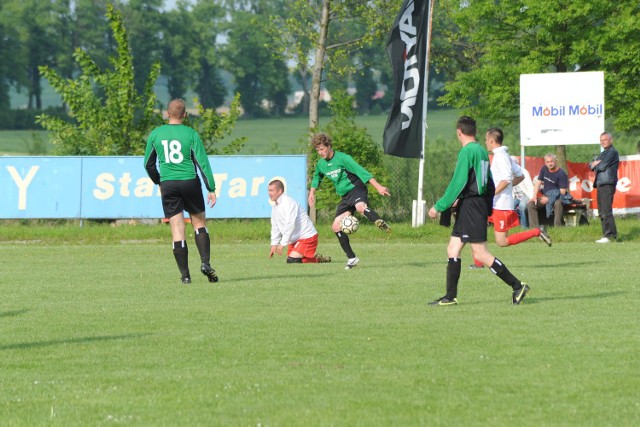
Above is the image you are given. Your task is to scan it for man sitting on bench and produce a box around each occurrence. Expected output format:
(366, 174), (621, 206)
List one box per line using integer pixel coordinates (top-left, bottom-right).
(527, 153), (569, 228)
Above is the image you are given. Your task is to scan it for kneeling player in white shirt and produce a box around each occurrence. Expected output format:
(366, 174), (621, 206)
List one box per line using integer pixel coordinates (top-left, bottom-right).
(268, 179), (331, 264)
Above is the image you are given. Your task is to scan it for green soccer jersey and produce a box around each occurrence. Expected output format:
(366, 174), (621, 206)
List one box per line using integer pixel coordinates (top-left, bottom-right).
(311, 151), (373, 196)
(434, 141), (492, 212)
(144, 124), (216, 192)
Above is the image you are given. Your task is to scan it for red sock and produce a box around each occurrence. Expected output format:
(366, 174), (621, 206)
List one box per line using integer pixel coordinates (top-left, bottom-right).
(472, 258), (483, 267)
(302, 257), (318, 263)
(506, 228), (540, 246)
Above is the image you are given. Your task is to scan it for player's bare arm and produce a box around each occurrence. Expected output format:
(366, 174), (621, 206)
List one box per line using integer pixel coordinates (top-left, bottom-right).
(207, 192), (217, 208)
(369, 178), (391, 196)
(512, 175), (524, 187)
(308, 188), (316, 206)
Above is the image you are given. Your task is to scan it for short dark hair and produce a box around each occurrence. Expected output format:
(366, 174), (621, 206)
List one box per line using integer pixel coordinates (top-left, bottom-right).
(486, 127), (504, 145)
(268, 179), (285, 192)
(457, 116), (476, 137)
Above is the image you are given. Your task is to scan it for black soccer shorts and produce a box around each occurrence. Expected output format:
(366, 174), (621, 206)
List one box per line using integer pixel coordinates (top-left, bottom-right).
(160, 178), (205, 218)
(335, 185), (369, 217)
(451, 196), (489, 243)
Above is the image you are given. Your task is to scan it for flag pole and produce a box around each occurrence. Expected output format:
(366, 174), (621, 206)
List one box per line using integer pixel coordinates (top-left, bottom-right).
(413, 0), (435, 227)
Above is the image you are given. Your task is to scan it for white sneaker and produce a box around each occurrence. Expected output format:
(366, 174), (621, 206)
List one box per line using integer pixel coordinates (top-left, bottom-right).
(595, 237), (610, 243)
(345, 257), (360, 270)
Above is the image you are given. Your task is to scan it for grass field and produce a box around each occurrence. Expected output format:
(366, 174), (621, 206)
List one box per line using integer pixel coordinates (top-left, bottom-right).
(1, 219), (639, 425)
(0, 110), (462, 156)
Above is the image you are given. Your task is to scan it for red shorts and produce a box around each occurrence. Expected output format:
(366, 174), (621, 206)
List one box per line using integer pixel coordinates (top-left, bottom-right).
(488, 209), (520, 232)
(288, 234), (318, 258)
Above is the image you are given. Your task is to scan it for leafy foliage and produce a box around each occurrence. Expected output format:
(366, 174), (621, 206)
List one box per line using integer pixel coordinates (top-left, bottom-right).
(36, 4), (161, 156)
(187, 93), (247, 155)
(437, 0), (640, 132)
(223, 6), (291, 117)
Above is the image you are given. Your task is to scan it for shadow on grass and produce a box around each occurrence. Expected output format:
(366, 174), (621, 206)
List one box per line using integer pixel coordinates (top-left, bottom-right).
(621, 227), (640, 241)
(526, 290), (625, 304)
(0, 333), (151, 351)
(521, 261), (594, 268)
(0, 309), (30, 318)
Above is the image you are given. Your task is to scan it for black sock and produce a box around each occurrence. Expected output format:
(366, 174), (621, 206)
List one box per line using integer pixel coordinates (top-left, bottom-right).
(335, 231), (356, 259)
(446, 258), (461, 299)
(172, 240), (190, 278)
(194, 227), (210, 264)
(286, 257), (303, 264)
(489, 258), (522, 290)
(362, 207), (382, 223)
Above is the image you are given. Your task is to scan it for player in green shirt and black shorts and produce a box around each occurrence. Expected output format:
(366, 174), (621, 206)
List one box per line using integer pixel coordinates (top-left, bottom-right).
(427, 116), (530, 306)
(308, 132), (392, 270)
(144, 99), (219, 285)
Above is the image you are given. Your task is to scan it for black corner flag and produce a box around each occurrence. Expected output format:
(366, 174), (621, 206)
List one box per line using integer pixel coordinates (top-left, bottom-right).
(383, 0), (430, 159)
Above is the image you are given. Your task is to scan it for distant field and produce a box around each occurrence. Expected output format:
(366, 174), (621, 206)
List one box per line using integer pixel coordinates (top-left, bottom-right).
(0, 110), (461, 156)
(2, 109), (639, 160)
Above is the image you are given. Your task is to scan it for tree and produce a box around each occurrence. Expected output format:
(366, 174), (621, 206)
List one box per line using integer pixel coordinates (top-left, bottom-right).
(12, 0), (62, 109)
(188, 93), (246, 155)
(37, 4), (161, 155)
(160, 3), (196, 100)
(437, 0), (640, 165)
(223, 5), (291, 117)
(269, 0), (396, 131)
(0, 1), (25, 111)
(191, 0), (227, 109)
(119, 0), (163, 95)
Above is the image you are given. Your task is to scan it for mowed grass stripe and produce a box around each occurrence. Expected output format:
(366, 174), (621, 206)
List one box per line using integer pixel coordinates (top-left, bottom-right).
(1, 240), (638, 425)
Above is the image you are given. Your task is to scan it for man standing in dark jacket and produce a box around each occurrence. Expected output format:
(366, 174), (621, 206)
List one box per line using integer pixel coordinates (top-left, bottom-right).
(590, 132), (619, 243)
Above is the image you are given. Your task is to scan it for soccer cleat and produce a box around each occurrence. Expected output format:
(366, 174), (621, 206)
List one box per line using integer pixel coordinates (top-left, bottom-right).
(201, 263), (219, 283)
(315, 253), (332, 263)
(429, 296), (458, 306)
(181, 276), (191, 285)
(345, 256), (360, 270)
(595, 237), (610, 243)
(512, 283), (530, 305)
(538, 226), (552, 247)
(468, 264), (484, 270)
(375, 219), (392, 234)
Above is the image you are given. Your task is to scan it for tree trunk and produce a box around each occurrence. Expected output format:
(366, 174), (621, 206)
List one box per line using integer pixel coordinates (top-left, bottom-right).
(556, 145), (568, 174)
(308, 0), (331, 222)
(309, 0), (331, 131)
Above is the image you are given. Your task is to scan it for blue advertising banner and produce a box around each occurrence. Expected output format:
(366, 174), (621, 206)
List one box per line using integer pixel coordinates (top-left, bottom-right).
(1, 155), (307, 219)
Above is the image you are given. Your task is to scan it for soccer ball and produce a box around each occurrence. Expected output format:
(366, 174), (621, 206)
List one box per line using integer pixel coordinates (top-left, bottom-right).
(340, 215), (359, 234)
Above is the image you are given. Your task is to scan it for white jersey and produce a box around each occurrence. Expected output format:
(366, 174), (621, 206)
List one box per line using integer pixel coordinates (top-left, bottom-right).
(271, 193), (317, 246)
(491, 146), (523, 210)
(513, 167), (534, 201)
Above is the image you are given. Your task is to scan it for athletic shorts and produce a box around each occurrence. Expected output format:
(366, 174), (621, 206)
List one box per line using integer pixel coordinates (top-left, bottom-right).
(335, 186), (369, 217)
(288, 234), (319, 258)
(488, 209), (520, 232)
(452, 196), (489, 243)
(160, 178), (205, 218)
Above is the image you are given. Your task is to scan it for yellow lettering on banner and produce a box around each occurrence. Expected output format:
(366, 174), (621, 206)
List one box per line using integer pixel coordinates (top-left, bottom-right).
(134, 177), (156, 197)
(94, 173), (115, 200)
(7, 166), (39, 210)
(119, 173), (132, 196)
(213, 173), (228, 195)
(251, 177), (265, 196)
(229, 178), (247, 198)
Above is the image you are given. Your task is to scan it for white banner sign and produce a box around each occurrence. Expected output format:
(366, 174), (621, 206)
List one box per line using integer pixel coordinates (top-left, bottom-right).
(520, 71), (604, 146)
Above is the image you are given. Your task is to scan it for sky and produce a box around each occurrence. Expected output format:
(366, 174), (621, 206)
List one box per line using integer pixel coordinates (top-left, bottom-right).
(162, 0), (180, 10)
